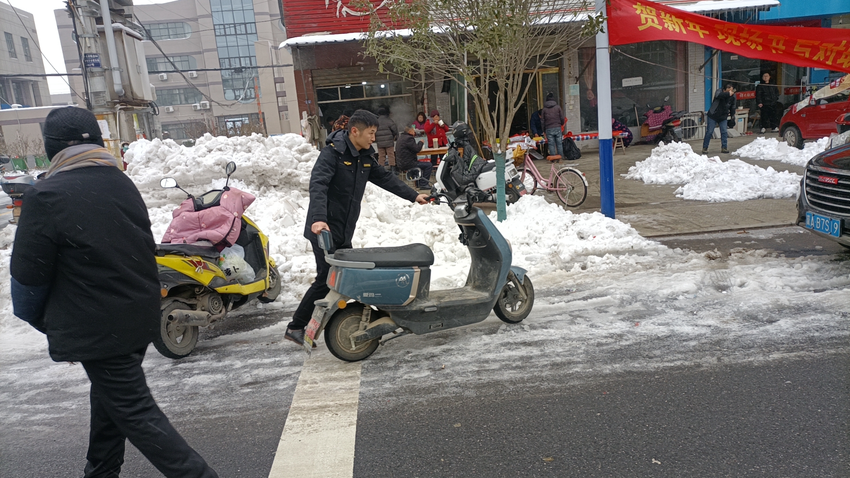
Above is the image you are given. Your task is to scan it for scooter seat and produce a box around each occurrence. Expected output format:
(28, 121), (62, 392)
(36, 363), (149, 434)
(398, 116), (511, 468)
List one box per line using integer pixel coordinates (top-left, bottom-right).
(333, 243), (434, 267)
(156, 243), (221, 261)
(481, 162), (496, 173)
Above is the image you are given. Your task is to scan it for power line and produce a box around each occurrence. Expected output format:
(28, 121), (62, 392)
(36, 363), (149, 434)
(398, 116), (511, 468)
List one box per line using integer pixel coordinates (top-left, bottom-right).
(6, 0), (87, 103)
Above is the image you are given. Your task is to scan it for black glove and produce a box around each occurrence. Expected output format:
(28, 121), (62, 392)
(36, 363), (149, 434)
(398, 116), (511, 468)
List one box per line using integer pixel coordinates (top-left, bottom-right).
(727, 118), (736, 129)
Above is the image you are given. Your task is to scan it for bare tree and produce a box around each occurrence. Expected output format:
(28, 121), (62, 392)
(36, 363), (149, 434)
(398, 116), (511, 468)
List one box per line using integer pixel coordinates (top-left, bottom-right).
(363, 0), (602, 217)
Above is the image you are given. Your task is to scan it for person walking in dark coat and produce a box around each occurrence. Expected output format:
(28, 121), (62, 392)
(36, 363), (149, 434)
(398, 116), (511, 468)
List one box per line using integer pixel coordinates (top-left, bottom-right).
(756, 72), (780, 133)
(375, 106), (399, 171)
(702, 84), (737, 154)
(396, 124), (431, 189)
(285, 110), (430, 346)
(10, 107), (218, 478)
(542, 92), (565, 159)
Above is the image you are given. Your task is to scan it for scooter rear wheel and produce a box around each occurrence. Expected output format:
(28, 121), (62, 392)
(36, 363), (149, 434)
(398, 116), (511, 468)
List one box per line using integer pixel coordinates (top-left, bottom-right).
(494, 276), (534, 324)
(257, 265), (281, 303)
(325, 305), (380, 362)
(154, 302), (199, 359)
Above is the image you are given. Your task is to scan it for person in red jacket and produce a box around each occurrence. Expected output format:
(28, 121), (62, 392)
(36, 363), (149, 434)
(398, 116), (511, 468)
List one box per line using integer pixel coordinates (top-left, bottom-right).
(424, 109), (449, 166)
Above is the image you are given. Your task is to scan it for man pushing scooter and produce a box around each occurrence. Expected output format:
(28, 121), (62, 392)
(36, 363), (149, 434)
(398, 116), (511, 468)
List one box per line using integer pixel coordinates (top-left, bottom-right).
(285, 109), (430, 346)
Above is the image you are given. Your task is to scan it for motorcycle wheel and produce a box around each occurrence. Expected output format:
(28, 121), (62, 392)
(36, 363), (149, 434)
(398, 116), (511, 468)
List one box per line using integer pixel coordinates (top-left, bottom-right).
(153, 302), (199, 359)
(325, 305), (379, 362)
(506, 186), (521, 204)
(520, 167), (538, 195)
(257, 265), (281, 303)
(494, 275), (534, 324)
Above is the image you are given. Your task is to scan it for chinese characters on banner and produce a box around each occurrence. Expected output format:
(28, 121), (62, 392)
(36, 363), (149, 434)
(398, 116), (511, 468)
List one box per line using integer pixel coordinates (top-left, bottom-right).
(607, 0), (850, 74)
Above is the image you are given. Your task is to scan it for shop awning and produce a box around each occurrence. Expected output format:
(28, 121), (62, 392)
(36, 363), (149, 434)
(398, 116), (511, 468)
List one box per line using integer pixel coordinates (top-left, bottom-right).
(280, 0), (780, 48)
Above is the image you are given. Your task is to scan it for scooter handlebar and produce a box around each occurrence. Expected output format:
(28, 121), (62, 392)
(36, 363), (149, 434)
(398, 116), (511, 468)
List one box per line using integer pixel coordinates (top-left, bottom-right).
(317, 229), (333, 253)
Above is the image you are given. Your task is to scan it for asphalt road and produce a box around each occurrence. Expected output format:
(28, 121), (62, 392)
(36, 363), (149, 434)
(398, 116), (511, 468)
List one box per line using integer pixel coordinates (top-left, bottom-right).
(1, 226), (848, 477)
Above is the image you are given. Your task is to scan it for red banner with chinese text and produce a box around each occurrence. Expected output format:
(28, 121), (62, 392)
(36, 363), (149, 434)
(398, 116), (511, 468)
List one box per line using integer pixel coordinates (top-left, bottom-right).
(608, 0), (850, 74)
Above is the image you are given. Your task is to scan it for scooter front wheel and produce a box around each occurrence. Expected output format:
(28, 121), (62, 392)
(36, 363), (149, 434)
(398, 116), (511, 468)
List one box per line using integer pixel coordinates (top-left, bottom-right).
(154, 302), (199, 359)
(494, 275), (534, 324)
(325, 305), (380, 362)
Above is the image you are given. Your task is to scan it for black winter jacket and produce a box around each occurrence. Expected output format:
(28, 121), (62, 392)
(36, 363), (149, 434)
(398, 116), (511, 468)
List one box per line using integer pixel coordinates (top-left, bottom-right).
(395, 132), (423, 171)
(10, 163), (160, 362)
(756, 82), (779, 106)
(707, 89), (737, 122)
(542, 100), (564, 130)
(375, 114), (398, 148)
(305, 130), (419, 247)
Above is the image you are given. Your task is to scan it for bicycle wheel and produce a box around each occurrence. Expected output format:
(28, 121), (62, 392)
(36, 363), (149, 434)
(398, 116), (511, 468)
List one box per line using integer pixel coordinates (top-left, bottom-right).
(554, 168), (587, 207)
(520, 166), (538, 195)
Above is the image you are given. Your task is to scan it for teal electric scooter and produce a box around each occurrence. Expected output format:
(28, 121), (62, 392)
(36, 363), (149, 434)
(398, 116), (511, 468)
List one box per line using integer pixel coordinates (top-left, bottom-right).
(303, 188), (535, 362)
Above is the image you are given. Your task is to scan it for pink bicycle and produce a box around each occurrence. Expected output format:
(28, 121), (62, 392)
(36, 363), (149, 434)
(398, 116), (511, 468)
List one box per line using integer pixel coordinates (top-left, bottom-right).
(519, 149), (588, 207)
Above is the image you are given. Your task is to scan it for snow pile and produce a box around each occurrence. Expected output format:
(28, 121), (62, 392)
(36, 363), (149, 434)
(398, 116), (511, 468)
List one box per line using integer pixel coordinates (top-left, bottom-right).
(125, 133), (319, 192)
(625, 142), (801, 201)
(733, 136), (829, 166)
(0, 132), (673, 346)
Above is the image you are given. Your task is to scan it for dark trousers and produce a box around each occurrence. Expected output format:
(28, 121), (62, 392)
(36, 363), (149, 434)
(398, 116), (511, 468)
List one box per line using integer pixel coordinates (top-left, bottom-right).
(289, 236), (350, 330)
(81, 350), (218, 478)
(416, 160), (433, 188)
(760, 103), (780, 130)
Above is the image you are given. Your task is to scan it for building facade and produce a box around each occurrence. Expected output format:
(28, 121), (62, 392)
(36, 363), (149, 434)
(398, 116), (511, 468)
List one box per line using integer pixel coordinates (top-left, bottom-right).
(55, 0), (301, 142)
(279, 0), (850, 145)
(0, 2), (51, 108)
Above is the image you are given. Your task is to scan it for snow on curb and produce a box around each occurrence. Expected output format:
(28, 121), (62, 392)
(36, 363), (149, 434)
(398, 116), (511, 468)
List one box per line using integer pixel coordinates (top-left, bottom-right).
(624, 142), (801, 201)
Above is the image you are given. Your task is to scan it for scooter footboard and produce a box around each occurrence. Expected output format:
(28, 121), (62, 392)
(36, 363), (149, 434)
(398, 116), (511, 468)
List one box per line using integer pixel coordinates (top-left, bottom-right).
(303, 290), (346, 352)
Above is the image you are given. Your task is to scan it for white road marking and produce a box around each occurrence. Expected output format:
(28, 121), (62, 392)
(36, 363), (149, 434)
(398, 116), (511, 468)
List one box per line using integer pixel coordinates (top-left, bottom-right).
(268, 344), (362, 478)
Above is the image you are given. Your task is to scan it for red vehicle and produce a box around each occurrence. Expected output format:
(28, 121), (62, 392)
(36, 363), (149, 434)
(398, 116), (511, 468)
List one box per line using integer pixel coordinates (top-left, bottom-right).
(780, 90), (850, 148)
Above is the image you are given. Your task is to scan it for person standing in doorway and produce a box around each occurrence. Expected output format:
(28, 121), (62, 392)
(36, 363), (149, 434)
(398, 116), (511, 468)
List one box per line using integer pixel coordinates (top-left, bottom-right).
(756, 72), (780, 134)
(284, 110), (430, 346)
(424, 109), (449, 166)
(702, 84), (737, 154)
(375, 106), (399, 172)
(542, 92), (565, 160)
(10, 107), (218, 478)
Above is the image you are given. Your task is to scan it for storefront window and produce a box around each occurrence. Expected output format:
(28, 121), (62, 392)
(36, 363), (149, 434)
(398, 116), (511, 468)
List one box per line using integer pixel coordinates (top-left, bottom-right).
(580, 41), (686, 131)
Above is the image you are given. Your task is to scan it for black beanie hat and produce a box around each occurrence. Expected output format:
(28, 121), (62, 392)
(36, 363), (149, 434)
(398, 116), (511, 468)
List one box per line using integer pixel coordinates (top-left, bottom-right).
(43, 107), (105, 159)
(546, 92), (554, 101)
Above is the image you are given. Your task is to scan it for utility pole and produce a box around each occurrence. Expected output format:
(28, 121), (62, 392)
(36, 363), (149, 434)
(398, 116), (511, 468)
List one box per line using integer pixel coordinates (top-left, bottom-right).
(254, 77), (266, 135)
(67, 0), (155, 158)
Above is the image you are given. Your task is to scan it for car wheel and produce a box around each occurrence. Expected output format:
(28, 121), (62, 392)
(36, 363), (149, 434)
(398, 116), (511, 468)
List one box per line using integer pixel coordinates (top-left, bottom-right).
(782, 125), (803, 149)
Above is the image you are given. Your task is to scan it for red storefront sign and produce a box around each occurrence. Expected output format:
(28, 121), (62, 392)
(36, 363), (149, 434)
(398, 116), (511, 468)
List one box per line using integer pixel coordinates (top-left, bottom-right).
(608, 0), (850, 74)
(735, 91), (756, 100)
(283, 0), (395, 39)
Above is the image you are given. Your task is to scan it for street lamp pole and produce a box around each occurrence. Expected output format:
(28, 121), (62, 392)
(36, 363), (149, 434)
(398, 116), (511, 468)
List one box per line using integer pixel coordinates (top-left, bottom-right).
(595, 0), (615, 218)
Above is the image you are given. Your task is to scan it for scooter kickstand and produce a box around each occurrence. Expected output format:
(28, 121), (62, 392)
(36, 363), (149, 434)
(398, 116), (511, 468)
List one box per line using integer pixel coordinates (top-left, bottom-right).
(379, 329), (410, 345)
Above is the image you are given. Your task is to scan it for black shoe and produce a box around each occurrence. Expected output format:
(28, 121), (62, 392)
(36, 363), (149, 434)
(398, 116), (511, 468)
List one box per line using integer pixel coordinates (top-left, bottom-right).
(721, 148), (729, 153)
(701, 148), (708, 154)
(285, 327), (316, 348)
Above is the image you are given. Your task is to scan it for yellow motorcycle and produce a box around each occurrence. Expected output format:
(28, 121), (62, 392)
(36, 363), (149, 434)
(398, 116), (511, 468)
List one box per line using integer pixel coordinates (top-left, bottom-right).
(154, 162), (280, 358)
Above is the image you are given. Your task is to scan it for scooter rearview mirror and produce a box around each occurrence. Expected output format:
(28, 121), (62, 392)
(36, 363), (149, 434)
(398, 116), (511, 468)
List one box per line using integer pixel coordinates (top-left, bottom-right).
(664, 95), (670, 102)
(160, 178), (178, 188)
(224, 161), (236, 189)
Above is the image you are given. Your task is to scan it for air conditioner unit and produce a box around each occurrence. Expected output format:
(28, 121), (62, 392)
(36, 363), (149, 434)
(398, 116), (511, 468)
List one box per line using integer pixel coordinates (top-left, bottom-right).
(164, 106), (175, 113)
(199, 100), (210, 110)
(192, 103), (201, 111)
(187, 71), (198, 78)
(158, 73), (168, 81)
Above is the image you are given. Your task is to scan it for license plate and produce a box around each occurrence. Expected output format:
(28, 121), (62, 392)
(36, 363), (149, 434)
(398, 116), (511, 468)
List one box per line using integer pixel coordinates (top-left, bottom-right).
(303, 312), (323, 351)
(805, 212), (842, 237)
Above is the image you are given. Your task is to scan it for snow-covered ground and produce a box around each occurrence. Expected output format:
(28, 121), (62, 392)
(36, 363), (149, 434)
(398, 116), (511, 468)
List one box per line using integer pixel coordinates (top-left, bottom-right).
(1, 133), (849, 422)
(625, 138), (829, 202)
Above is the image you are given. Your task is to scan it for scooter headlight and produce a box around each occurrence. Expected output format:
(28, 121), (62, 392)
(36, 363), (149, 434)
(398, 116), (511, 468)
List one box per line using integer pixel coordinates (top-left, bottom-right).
(507, 239), (512, 252)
